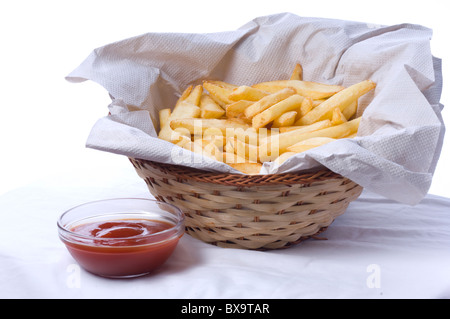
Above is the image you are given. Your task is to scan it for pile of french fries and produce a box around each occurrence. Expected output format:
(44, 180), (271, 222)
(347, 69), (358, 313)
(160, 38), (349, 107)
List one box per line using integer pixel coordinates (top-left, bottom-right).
(158, 63), (376, 174)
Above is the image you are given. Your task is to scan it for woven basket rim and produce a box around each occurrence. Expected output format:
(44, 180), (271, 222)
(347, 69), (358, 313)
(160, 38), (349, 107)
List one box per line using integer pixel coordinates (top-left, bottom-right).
(129, 158), (344, 187)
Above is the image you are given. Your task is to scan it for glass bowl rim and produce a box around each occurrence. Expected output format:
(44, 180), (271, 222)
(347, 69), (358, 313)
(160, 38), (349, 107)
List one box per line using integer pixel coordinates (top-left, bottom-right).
(57, 197), (185, 243)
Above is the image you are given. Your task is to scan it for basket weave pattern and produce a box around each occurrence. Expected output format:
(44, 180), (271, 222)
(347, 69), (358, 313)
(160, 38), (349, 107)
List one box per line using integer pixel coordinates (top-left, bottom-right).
(129, 158), (363, 250)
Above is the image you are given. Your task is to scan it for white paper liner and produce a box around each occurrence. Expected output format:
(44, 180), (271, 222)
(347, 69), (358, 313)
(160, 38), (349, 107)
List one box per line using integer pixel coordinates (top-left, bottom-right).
(66, 13), (445, 205)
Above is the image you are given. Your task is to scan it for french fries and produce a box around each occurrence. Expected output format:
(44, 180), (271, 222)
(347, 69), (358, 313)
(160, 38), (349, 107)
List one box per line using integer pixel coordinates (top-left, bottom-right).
(158, 85), (201, 143)
(290, 63), (303, 81)
(229, 85), (269, 101)
(272, 110), (297, 128)
(159, 108), (171, 129)
(244, 87), (296, 119)
(202, 81), (236, 107)
(200, 94), (225, 119)
(226, 100), (253, 120)
(252, 94), (304, 129)
(295, 80), (375, 125)
(259, 119), (333, 155)
(157, 63), (376, 174)
(252, 80), (345, 100)
(287, 137), (336, 153)
(170, 118), (250, 135)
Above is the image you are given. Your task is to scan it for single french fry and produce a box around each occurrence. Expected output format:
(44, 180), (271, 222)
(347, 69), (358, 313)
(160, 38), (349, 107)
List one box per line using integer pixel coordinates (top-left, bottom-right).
(287, 137), (336, 153)
(342, 100), (358, 120)
(175, 85), (193, 108)
(170, 118), (249, 134)
(172, 126), (192, 139)
(226, 100), (253, 119)
(297, 97), (313, 120)
(272, 110), (297, 128)
(331, 107), (348, 125)
(200, 94), (225, 119)
(252, 94), (304, 129)
(229, 162), (262, 175)
(200, 126), (223, 137)
(184, 85), (203, 106)
(158, 100), (201, 142)
(159, 108), (171, 129)
(207, 80), (238, 90)
(171, 101), (201, 118)
(290, 63), (303, 81)
(228, 138), (259, 163)
(296, 80), (375, 126)
(203, 81), (236, 107)
(261, 120), (333, 144)
(281, 117), (361, 153)
(252, 80), (345, 100)
(279, 126), (304, 133)
(259, 119), (333, 154)
(244, 87), (296, 119)
(229, 85), (269, 101)
(273, 151), (297, 165)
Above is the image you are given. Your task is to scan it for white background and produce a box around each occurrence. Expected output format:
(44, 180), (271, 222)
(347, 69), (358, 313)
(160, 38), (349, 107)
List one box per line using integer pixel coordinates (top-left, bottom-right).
(1, 0), (448, 199)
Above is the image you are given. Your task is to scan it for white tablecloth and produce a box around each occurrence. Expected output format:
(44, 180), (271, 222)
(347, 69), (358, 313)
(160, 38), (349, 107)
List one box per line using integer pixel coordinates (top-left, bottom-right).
(1, 154), (449, 299)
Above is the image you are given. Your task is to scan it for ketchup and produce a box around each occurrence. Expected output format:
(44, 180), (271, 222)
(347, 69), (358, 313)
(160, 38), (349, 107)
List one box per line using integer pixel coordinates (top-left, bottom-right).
(71, 219), (172, 245)
(62, 219), (181, 278)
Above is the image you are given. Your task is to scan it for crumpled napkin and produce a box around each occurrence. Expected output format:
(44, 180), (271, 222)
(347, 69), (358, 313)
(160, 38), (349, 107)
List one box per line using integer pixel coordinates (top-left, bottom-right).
(66, 12), (445, 205)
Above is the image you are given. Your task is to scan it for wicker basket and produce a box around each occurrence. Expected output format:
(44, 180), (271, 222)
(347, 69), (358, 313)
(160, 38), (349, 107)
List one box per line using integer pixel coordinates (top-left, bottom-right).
(129, 158), (363, 250)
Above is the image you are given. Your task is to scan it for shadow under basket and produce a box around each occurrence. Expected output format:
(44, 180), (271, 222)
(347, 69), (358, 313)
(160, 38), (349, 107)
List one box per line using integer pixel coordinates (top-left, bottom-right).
(129, 158), (363, 250)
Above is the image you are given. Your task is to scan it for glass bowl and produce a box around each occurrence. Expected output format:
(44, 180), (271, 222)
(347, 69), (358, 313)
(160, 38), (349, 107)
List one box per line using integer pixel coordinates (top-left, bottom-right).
(57, 198), (185, 278)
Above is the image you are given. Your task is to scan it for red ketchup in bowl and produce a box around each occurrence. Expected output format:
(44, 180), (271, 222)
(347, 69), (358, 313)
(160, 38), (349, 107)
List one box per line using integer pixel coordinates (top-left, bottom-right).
(58, 198), (185, 278)
(62, 218), (181, 278)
